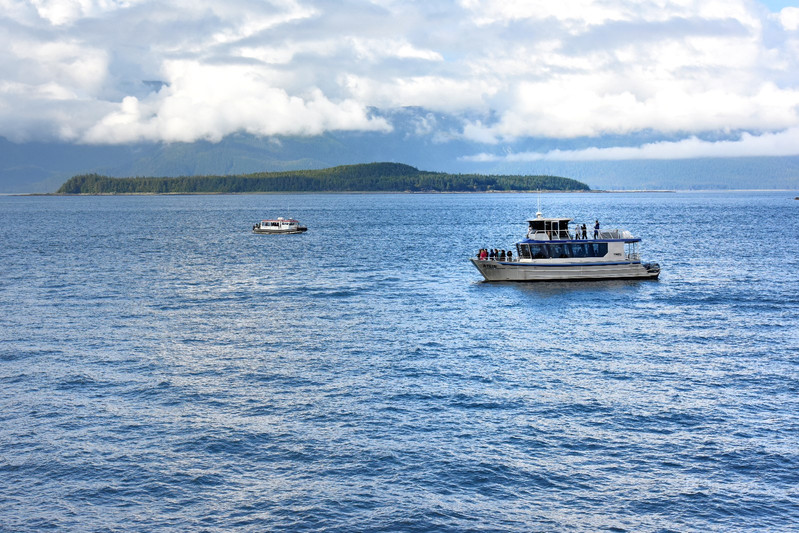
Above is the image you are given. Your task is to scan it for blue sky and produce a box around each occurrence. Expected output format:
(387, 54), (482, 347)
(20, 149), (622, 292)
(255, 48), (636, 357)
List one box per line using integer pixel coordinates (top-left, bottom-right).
(762, 0), (798, 10)
(2, 0), (799, 163)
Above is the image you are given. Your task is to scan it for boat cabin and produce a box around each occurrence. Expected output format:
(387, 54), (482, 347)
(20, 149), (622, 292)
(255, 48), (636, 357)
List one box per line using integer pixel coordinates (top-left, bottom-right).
(526, 212), (573, 240)
(257, 218), (300, 229)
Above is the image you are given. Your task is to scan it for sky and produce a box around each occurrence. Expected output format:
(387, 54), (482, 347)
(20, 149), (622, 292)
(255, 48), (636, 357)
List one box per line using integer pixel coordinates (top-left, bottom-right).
(2, 0), (799, 163)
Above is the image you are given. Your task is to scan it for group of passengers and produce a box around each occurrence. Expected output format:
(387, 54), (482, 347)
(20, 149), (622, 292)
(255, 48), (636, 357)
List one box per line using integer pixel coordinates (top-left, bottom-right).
(477, 248), (514, 261)
(572, 220), (600, 240)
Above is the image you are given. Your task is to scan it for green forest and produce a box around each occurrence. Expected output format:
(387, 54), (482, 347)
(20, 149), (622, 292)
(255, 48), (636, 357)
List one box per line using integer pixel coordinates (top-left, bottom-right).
(56, 162), (590, 194)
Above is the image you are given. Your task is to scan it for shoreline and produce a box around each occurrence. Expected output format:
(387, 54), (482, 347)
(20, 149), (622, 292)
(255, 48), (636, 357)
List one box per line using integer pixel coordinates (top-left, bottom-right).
(11, 188), (799, 196)
(25, 189), (669, 196)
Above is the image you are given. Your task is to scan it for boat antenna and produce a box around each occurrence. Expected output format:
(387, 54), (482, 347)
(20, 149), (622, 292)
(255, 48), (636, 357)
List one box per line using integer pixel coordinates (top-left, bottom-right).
(536, 190), (542, 218)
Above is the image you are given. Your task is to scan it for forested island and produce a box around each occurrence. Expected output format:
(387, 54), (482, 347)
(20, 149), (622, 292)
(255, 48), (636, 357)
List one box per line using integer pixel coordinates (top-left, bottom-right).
(55, 162), (589, 194)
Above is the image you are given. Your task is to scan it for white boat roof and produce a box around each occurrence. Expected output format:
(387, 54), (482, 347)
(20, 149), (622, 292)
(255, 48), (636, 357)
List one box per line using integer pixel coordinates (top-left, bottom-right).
(525, 212), (572, 223)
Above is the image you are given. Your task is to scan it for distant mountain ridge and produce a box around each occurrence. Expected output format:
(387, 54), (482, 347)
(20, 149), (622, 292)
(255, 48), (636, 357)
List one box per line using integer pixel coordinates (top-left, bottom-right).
(3, 107), (799, 192)
(55, 162), (589, 194)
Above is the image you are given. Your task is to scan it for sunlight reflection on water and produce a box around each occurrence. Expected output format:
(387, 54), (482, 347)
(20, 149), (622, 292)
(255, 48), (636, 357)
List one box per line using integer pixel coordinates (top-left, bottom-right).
(0, 191), (798, 531)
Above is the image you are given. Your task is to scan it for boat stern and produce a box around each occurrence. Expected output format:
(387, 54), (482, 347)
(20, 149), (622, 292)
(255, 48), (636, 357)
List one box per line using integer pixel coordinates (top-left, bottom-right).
(643, 262), (661, 278)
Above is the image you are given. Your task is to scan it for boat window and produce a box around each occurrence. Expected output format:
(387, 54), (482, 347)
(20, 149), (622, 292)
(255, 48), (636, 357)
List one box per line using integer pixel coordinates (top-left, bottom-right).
(535, 243), (609, 258)
(518, 243), (609, 259)
(570, 244), (586, 257)
(549, 244), (567, 258)
(529, 244), (547, 259)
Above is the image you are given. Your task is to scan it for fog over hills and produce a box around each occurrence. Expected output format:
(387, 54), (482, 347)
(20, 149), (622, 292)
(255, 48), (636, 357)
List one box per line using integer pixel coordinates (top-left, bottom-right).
(3, 125), (799, 193)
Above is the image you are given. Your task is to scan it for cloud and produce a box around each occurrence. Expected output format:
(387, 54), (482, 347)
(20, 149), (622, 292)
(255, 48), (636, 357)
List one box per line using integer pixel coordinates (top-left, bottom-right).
(461, 80), (799, 142)
(1, 0), (799, 156)
(779, 7), (799, 31)
(27, 0), (140, 26)
(82, 60), (392, 143)
(462, 127), (799, 161)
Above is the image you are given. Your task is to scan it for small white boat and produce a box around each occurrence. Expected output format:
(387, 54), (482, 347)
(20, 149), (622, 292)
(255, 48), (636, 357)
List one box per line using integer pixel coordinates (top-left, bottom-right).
(252, 217), (307, 234)
(471, 211), (660, 282)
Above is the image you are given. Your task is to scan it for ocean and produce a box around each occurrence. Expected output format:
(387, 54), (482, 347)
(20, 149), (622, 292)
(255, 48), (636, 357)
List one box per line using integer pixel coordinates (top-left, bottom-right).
(1, 191), (798, 532)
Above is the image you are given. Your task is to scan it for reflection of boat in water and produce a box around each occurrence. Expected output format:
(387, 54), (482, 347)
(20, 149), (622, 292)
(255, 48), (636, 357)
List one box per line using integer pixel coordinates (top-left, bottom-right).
(471, 211), (660, 282)
(252, 217), (307, 234)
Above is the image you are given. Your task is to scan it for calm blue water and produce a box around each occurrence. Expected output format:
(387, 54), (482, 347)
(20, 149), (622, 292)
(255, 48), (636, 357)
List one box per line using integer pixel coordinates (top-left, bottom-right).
(1, 191), (798, 532)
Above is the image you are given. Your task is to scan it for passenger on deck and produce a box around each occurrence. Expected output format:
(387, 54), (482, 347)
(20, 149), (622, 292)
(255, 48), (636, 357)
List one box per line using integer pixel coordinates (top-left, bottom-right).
(594, 220), (600, 239)
(582, 224), (587, 239)
(507, 250), (513, 261)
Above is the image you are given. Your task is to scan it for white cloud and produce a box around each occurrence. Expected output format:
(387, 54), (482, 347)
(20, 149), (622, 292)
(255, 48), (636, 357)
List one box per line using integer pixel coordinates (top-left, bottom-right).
(82, 60), (392, 143)
(461, 79), (799, 142)
(458, 0), (758, 30)
(343, 74), (497, 112)
(10, 39), (109, 94)
(27, 0), (144, 26)
(1, 0), (799, 154)
(779, 7), (799, 31)
(462, 127), (799, 161)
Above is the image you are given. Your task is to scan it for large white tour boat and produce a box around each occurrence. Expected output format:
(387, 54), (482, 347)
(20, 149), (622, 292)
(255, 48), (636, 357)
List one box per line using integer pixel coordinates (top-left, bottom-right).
(252, 217), (307, 234)
(471, 212), (660, 282)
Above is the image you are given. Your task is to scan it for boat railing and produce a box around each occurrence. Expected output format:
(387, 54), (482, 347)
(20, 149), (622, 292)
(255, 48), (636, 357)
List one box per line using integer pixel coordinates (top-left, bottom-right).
(527, 229), (636, 240)
(597, 229), (634, 239)
(527, 230), (572, 240)
(480, 253), (642, 262)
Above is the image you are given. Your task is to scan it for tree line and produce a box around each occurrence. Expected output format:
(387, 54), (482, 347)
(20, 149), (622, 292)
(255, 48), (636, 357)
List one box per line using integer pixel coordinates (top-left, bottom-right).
(56, 162), (590, 194)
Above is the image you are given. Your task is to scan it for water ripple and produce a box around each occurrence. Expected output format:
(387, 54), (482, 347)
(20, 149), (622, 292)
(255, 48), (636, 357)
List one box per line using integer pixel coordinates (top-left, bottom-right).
(0, 192), (798, 532)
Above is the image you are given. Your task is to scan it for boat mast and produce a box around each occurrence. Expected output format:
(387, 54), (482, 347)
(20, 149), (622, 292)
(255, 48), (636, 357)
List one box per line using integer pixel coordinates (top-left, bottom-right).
(536, 190), (542, 218)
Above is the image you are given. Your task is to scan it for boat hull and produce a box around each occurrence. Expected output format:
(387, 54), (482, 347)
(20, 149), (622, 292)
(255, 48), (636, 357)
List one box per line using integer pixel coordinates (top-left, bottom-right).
(252, 227), (307, 234)
(471, 258), (660, 282)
